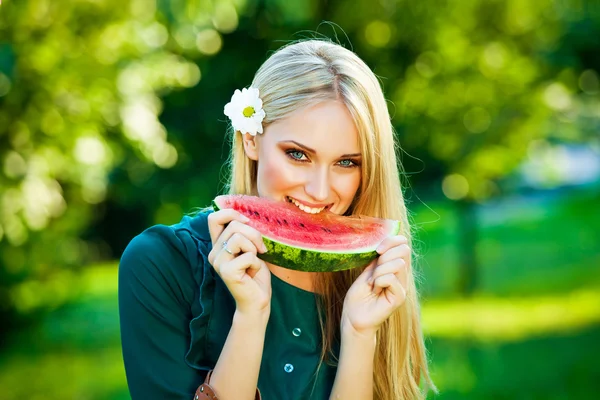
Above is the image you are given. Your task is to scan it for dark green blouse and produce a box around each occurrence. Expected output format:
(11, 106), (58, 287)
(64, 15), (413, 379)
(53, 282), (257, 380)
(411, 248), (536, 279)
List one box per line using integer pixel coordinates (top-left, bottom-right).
(118, 211), (338, 400)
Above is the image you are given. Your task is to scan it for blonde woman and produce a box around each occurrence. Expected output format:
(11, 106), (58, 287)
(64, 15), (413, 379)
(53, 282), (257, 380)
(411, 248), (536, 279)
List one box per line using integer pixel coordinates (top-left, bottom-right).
(119, 39), (437, 400)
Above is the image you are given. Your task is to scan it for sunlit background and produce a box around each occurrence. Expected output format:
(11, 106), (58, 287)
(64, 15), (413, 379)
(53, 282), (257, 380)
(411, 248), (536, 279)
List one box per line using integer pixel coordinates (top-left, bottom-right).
(0, 0), (599, 399)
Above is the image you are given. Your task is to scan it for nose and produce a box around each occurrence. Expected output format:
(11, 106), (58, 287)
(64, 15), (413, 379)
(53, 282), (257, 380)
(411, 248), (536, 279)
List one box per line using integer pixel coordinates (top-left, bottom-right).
(305, 167), (331, 202)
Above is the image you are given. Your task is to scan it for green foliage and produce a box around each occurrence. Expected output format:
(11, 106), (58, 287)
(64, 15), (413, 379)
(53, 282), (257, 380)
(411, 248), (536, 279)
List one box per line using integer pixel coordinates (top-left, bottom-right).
(0, 0), (230, 328)
(333, 0), (600, 200)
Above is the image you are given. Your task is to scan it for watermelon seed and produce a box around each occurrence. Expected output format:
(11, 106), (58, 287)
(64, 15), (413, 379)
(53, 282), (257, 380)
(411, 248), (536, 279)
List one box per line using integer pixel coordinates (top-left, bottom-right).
(299, 223), (305, 228)
(276, 219), (282, 225)
(253, 211), (260, 217)
(265, 216), (270, 222)
(283, 219), (289, 225)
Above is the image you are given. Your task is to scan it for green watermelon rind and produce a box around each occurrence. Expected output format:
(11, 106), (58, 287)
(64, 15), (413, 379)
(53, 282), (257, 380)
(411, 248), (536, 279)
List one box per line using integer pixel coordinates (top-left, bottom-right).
(258, 237), (380, 272)
(212, 198), (401, 272)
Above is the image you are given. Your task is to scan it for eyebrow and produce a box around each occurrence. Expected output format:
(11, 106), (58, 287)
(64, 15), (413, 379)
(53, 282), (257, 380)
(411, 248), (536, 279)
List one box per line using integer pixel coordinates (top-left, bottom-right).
(279, 140), (362, 158)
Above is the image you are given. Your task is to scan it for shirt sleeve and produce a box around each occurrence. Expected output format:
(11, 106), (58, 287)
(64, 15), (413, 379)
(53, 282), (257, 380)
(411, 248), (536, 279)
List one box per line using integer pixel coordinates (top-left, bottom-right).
(118, 225), (207, 400)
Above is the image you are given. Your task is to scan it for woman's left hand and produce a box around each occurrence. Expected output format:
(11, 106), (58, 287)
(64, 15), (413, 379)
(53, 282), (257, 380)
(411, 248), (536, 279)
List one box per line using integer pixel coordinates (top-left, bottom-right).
(341, 235), (410, 338)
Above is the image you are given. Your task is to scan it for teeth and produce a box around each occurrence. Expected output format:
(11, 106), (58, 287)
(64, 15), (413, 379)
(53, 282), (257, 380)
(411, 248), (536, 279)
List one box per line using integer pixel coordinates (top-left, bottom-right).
(287, 197), (325, 214)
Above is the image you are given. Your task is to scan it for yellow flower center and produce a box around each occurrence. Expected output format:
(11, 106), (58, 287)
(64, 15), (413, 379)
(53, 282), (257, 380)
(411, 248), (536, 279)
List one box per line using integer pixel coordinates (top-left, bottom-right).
(242, 106), (255, 117)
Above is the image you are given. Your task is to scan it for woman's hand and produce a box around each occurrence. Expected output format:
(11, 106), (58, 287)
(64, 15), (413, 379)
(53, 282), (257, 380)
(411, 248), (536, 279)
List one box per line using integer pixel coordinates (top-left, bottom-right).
(207, 209), (272, 316)
(341, 235), (410, 339)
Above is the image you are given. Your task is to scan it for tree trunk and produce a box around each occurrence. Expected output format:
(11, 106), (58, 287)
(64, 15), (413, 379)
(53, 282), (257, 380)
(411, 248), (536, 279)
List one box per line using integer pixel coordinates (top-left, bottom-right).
(456, 199), (479, 296)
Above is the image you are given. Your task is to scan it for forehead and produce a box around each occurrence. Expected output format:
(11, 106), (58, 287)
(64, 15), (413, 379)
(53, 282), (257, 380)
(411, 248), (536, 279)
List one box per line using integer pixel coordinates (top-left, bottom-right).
(264, 100), (360, 155)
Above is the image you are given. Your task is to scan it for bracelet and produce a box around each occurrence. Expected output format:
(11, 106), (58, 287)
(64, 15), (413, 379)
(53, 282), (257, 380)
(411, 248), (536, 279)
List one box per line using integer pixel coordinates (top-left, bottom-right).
(194, 370), (262, 400)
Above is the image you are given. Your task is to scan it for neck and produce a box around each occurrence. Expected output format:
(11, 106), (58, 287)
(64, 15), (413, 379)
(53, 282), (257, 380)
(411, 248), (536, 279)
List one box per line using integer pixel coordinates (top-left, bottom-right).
(266, 262), (319, 293)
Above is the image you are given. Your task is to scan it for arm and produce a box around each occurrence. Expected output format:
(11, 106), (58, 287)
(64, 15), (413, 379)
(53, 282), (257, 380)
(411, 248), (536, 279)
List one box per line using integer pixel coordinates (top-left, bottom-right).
(329, 327), (377, 400)
(119, 228), (208, 399)
(206, 310), (269, 400)
(329, 235), (411, 399)
(120, 225), (268, 400)
(199, 209), (273, 399)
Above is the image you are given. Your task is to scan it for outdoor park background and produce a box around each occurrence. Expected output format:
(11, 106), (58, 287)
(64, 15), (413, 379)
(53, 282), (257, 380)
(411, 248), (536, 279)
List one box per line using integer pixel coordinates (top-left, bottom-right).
(1, 0), (599, 399)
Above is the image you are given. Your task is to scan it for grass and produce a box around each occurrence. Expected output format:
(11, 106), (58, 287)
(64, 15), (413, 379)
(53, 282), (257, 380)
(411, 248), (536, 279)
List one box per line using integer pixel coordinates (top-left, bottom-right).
(412, 187), (600, 298)
(0, 292), (128, 400)
(423, 287), (600, 341)
(427, 325), (600, 399)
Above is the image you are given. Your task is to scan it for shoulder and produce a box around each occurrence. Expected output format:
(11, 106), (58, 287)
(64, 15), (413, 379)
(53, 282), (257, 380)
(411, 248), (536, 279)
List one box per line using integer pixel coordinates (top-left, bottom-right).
(119, 209), (215, 302)
(122, 209), (213, 262)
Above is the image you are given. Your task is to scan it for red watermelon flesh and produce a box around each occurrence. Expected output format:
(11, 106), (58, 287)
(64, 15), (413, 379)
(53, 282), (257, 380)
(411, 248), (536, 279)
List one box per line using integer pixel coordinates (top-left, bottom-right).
(212, 195), (400, 272)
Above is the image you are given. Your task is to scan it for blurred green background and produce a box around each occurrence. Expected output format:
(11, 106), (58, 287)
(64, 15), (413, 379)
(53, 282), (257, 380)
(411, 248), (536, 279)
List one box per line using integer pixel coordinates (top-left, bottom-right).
(1, 0), (599, 399)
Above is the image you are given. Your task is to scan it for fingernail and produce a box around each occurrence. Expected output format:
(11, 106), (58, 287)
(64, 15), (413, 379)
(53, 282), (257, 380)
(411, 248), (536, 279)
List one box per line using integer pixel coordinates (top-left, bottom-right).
(262, 244), (268, 253)
(241, 215), (250, 222)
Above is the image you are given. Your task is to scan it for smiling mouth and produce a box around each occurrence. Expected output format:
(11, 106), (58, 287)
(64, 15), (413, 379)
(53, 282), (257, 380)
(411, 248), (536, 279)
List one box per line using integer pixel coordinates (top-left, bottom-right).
(285, 196), (331, 214)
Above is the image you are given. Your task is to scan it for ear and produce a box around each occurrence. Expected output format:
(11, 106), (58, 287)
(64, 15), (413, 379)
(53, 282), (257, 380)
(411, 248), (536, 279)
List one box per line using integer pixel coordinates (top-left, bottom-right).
(242, 133), (259, 161)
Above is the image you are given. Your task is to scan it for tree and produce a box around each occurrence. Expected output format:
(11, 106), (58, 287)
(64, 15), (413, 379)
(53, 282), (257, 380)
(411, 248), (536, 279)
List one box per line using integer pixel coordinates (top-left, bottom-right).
(0, 0), (221, 333)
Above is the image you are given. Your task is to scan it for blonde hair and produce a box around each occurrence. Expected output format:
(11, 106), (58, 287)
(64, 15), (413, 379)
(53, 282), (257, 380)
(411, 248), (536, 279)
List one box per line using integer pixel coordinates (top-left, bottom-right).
(225, 39), (437, 399)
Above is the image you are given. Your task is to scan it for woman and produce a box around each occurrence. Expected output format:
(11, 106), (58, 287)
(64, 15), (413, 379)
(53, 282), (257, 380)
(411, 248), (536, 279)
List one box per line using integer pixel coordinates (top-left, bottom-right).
(119, 39), (437, 400)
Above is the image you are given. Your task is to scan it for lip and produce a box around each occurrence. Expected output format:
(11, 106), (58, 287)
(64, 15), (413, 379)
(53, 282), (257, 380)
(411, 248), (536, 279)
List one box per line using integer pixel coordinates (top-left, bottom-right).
(287, 196), (332, 209)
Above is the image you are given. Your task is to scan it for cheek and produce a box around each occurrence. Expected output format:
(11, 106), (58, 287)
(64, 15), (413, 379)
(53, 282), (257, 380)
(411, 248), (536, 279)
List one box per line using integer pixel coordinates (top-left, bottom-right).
(349, 173), (362, 198)
(257, 154), (302, 195)
(335, 171), (362, 202)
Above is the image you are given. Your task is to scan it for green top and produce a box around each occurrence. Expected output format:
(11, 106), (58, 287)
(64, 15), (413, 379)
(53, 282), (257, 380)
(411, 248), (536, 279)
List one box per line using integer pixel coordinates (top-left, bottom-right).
(118, 211), (338, 400)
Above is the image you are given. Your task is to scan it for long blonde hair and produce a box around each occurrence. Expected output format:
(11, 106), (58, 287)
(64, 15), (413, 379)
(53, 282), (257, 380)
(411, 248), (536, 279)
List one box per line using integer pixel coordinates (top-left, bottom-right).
(225, 39), (437, 399)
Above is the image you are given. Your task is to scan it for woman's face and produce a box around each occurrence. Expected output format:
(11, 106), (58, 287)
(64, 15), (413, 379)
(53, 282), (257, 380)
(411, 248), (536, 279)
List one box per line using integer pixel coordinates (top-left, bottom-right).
(243, 100), (362, 216)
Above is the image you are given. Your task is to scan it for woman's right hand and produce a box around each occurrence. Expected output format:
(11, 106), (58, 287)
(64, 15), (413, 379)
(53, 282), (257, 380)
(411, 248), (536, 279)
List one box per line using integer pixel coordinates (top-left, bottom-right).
(207, 209), (272, 316)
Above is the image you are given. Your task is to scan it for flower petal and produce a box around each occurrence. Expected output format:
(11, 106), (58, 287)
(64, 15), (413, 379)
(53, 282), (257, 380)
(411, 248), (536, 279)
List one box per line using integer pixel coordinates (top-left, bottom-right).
(224, 102), (237, 118)
(224, 87), (265, 135)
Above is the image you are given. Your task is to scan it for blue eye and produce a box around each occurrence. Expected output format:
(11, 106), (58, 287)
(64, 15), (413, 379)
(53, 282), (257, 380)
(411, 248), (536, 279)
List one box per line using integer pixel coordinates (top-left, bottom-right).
(338, 159), (359, 168)
(286, 150), (308, 161)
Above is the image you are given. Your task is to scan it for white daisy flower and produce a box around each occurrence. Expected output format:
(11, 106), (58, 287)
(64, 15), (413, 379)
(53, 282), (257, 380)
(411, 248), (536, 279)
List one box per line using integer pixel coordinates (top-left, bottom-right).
(223, 87), (266, 136)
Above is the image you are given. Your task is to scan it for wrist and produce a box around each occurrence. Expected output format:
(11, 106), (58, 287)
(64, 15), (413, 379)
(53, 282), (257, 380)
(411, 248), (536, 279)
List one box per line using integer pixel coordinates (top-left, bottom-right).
(234, 307), (270, 328)
(340, 315), (378, 346)
(332, 318), (377, 399)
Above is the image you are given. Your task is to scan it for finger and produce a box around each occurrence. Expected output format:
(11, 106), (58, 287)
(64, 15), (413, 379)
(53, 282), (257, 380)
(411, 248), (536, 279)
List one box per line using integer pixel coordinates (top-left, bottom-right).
(376, 243), (411, 266)
(386, 276), (407, 305)
(376, 235), (408, 255)
(212, 233), (257, 273)
(215, 220), (267, 254)
(372, 272), (395, 296)
(373, 273), (406, 303)
(243, 253), (268, 279)
(207, 209), (250, 245)
(356, 259), (378, 285)
(219, 251), (265, 283)
(369, 259), (406, 286)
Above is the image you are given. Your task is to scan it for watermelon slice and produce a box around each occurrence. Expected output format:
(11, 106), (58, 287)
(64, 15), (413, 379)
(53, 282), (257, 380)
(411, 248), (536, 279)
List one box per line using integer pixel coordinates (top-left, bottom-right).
(212, 195), (400, 272)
